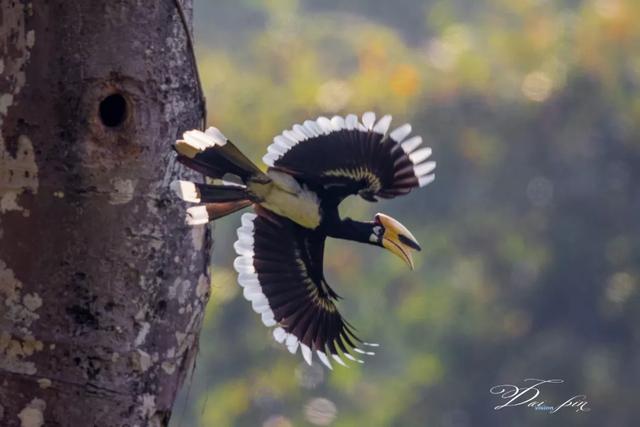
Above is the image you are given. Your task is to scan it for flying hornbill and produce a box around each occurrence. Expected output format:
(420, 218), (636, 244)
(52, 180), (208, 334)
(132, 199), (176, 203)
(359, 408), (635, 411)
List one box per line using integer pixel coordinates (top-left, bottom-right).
(171, 112), (435, 368)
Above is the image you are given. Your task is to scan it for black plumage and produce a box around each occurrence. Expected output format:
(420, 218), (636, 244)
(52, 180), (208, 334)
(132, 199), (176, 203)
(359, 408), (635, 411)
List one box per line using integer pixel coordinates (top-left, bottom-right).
(270, 125), (418, 202)
(172, 112), (435, 367)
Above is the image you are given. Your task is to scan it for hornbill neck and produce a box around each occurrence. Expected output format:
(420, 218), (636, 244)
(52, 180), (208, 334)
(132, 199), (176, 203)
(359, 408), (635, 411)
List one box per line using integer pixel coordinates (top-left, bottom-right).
(325, 217), (376, 245)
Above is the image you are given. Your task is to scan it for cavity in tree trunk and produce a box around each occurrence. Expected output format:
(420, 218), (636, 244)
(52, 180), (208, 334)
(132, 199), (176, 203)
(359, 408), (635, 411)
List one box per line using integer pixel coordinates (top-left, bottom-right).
(0, 1), (209, 426)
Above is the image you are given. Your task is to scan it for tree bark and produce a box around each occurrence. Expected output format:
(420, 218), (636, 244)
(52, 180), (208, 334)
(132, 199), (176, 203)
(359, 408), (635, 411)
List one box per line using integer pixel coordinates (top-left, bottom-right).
(0, 1), (209, 426)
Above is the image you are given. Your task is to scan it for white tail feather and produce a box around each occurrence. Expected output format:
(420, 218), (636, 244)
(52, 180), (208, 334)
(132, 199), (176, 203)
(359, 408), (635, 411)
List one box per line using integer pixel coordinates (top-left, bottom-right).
(185, 205), (209, 225)
(170, 180), (200, 203)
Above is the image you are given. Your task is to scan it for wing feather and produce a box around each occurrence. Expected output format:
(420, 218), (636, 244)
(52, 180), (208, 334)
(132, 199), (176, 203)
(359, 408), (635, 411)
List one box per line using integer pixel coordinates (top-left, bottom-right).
(234, 207), (373, 366)
(263, 112), (435, 203)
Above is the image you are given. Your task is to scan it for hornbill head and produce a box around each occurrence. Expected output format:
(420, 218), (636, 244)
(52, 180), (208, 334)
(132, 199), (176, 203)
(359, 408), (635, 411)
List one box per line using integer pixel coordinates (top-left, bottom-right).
(372, 213), (422, 270)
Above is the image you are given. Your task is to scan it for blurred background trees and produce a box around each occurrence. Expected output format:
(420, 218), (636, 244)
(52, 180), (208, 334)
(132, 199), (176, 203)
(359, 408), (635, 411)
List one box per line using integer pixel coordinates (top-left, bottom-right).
(171, 0), (640, 426)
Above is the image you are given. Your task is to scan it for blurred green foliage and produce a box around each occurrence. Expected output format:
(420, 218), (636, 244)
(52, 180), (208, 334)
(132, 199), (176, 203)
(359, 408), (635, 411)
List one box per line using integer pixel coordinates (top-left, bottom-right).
(172, 0), (640, 426)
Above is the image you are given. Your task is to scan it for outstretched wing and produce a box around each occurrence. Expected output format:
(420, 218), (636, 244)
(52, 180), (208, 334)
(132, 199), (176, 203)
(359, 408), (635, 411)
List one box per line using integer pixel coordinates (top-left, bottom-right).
(262, 112), (435, 202)
(233, 207), (376, 368)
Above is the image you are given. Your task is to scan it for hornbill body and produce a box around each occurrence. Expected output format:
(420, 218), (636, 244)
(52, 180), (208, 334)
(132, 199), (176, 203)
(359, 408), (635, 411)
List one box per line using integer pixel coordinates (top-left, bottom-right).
(171, 113), (435, 368)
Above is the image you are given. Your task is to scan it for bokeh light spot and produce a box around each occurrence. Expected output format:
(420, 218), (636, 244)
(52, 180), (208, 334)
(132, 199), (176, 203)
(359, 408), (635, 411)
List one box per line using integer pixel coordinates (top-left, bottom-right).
(263, 415), (294, 427)
(594, 0), (623, 19)
(521, 71), (553, 102)
(316, 80), (352, 111)
(606, 272), (635, 303)
(304, 397), (337, 426)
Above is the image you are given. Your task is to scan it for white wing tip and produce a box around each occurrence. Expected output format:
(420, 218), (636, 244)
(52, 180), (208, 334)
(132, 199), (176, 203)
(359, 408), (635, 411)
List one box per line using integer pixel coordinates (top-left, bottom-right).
(414, 161), (436, 178)
(343, 114), (358, 130)
(400, 136), (423, 154)
(240, 212), (257, 228)
(389, 123), (412, 142)
(286, 334), (299, 354)
(330, 115), (346, 131)
(300, 343), (313, 366)
(316, 116), (333, 133)
(261, 312), (276, 327)
(332, 354), (348, 367)
(317, 351), (333, 370)
(354, 348), (376, 356)
(362, 111), (376, 130)
(418, 173), (436, 187)
(262, 153), (275, 167)
(273, 327), (287, 343)
(343, 353), (365, 364)
(373, 114), (392, 135)
(234, 212), (278, 337)
(409, 147), (432, 165)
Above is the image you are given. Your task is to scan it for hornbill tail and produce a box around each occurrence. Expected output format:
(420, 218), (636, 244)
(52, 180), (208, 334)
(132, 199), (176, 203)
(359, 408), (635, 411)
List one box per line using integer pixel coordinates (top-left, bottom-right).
(175, 127), (269, 183)
(171, 180), (254, 225)
(184, 200), (253, 225)
(171, 180), (251, 204)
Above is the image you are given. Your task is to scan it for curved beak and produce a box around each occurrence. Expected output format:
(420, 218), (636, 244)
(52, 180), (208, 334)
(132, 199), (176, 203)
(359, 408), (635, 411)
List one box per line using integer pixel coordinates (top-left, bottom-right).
(376, 213), (422, 270)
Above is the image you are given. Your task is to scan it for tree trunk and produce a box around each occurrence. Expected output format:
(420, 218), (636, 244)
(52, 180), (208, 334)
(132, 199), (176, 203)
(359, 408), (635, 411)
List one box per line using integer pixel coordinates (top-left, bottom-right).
(0, 1), (209, 426)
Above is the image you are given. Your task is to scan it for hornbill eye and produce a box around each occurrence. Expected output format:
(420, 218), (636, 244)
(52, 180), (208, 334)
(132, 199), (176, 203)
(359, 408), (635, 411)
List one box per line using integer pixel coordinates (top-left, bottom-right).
(369, 225), (383, 243)
(374, 213), (422, 269)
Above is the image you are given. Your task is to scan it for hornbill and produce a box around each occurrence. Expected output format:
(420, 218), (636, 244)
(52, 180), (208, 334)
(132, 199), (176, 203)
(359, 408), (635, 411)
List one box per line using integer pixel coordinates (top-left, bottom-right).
(171, 112), (435, 368)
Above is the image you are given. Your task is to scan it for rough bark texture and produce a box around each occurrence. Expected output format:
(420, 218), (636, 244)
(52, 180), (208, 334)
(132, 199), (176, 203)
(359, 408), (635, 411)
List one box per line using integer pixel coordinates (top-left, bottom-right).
(0, 1), (210, 426)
